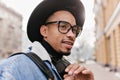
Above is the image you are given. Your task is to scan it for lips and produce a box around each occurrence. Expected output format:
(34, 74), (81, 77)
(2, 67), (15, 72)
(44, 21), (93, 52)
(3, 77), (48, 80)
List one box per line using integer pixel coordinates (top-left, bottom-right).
(64, 41), (73, 45)
(62, 40), (74, 49)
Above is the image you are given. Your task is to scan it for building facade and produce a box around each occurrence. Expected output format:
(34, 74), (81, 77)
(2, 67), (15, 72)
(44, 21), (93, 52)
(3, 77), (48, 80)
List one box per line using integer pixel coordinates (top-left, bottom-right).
(0, 2), (22, 59)
(94, 0), (120, 70)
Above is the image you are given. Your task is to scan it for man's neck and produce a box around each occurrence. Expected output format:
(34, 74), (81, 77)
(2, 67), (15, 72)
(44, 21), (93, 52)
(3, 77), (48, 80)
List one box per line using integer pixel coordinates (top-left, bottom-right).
(41, 40), (63, 61)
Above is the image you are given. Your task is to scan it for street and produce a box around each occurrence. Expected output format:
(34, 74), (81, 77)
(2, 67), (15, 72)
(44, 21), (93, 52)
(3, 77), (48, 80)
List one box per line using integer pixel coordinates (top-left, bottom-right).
(83, 61), (120, 80)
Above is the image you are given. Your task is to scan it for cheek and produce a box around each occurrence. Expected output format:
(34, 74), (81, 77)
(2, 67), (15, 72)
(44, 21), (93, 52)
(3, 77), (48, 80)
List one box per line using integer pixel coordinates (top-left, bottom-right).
(49, 34), (62, 45)
(47, 35), (63, 51)
(47, 28), (62, 43)
(46, 28), (64, 50)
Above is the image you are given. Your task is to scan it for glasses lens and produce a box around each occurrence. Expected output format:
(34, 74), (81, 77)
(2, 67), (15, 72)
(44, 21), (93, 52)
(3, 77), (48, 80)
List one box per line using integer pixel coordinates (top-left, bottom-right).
(58, 21), (82, 35)
(58, 21), (71, 34)
(71, 26), (78, 34)
(73, 26), (82, 34)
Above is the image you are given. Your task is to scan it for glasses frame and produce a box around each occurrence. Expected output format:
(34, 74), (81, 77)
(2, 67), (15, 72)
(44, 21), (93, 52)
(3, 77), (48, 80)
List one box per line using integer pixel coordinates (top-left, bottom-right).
(44, 21), (82, 36)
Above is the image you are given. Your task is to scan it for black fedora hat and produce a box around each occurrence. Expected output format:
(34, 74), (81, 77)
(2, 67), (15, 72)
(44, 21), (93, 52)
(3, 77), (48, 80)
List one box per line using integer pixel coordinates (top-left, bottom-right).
(27, 0), (85, 42)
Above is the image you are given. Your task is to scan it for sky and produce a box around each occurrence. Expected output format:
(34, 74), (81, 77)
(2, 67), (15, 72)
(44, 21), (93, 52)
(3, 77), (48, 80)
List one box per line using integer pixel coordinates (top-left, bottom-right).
(1, 0), (95, 47)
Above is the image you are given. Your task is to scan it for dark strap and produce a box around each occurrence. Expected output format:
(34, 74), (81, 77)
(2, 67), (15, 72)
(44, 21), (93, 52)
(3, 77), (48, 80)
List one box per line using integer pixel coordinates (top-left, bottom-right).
(10, 52), (54, 80)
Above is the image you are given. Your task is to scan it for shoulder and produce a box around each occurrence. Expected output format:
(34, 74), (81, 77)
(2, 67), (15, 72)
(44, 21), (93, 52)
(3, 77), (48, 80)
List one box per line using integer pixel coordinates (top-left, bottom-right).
(0, 53), (30, 72)
(0, 53), (47, 80)
(0, 54), (29, 74)
(0, 53), (28, 66)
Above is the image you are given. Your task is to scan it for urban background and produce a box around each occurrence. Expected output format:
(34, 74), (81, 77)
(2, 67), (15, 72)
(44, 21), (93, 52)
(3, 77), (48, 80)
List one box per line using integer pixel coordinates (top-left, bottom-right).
(0, 0), (120, 80)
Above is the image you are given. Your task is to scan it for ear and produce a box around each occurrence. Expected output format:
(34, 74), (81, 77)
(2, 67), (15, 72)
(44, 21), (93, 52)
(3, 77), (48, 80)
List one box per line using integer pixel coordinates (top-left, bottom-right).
(40, 25), (48, 38)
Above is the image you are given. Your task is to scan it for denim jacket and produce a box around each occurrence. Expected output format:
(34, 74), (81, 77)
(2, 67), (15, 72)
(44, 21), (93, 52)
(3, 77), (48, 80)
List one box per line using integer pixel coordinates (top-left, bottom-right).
(0, 41), (62, 80)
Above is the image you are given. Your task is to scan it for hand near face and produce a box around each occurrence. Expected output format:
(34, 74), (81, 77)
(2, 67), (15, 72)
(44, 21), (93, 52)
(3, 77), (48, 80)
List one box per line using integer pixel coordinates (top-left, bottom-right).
(63, 64), (94, 80)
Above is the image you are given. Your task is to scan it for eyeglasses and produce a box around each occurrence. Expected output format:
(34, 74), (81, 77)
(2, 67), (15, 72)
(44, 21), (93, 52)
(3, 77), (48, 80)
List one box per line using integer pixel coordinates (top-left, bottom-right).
(44, 21), (82, 36)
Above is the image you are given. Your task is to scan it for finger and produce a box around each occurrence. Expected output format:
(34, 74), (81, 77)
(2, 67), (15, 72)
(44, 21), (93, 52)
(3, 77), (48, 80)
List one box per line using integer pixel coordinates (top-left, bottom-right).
(68, 64), (80, 75)
(65, 64), (74, 72)
(64, 74), (69, 78)
(64, 74), (74, 79)
(64, 75), (75, 80)
(65, 64), (77, 72)
(82, 69), (94, 79)
(82, 69), (93, 75)
(74, 65), (86, 74)
(65, 64), (79, 75)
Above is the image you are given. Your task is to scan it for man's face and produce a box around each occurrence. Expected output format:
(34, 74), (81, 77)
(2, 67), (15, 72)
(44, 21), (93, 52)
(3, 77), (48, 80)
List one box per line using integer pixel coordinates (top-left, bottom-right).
(40, 10), (76, 55)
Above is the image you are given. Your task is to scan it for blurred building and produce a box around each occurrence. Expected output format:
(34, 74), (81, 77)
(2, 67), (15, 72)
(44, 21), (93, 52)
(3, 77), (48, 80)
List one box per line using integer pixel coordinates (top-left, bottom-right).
(0, 2), (22, 59)
(94, 0), (120, 70)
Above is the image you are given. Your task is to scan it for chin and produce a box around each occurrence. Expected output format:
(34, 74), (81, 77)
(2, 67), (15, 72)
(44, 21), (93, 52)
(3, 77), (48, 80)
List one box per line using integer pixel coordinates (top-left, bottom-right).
(62, 52), (71, 56)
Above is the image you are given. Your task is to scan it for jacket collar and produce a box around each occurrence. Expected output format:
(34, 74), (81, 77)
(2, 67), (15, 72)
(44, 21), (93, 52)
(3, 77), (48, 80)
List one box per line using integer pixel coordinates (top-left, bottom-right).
(31, 41), (51, 62)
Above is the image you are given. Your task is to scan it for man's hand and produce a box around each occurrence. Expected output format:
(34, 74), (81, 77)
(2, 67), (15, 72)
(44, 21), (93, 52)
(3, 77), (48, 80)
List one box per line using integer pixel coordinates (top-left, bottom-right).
(63, 64), (94, 80)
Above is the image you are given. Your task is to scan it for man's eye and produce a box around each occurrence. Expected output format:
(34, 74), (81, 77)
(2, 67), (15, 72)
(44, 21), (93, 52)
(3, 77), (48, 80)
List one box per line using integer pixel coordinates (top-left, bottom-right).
(60, 25), (68, 30)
